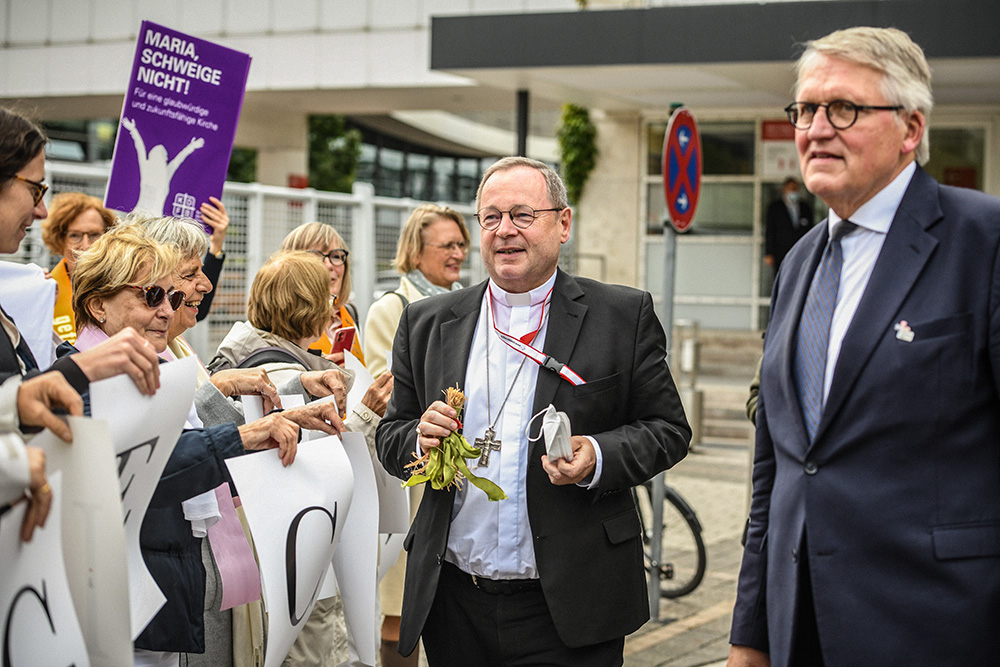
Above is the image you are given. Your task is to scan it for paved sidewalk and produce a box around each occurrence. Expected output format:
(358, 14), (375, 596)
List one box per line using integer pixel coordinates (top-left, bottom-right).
(624, 439), (752, 667)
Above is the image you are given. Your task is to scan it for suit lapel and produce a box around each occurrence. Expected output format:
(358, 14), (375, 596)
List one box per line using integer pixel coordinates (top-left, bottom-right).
(813, 168), (942, 446)
(531, 271), (586, 444)
(771, 226), (828, 445)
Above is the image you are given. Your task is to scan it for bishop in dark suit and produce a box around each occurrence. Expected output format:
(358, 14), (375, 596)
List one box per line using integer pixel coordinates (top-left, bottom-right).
(376, 157), (690, 667)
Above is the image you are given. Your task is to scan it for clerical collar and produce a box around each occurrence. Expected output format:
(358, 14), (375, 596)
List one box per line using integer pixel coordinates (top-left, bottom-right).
(488, 271), (557, 308)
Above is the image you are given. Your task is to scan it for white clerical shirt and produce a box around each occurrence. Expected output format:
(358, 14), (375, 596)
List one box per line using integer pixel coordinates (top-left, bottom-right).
(443, 271), (603, 580)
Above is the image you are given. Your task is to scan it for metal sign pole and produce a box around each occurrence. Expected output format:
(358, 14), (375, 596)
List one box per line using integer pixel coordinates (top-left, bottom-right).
(648, 221), (676, 621)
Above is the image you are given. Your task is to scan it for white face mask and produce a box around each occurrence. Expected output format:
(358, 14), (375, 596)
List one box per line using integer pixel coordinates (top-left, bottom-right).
(786, 191), (800, 205)
(526, 404), (573, 462)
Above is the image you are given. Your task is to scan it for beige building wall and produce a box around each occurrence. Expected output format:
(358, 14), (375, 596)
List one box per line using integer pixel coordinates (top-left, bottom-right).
(574, 110), (643, 288)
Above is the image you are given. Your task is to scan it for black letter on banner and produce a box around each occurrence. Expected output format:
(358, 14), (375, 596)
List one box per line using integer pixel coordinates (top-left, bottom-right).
(115, 437), (158, 525)
(285, 504), (337, 625)
(3, 581), (74, 667)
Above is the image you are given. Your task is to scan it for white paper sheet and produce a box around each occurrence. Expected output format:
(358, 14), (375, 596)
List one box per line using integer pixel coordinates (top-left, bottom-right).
(38, 417), (132, 666)
(333, 431), (380, 667)
(341, 353), (408, 534)
(226, 438), (355, 667)
(90, 356), (196, 638)
(0, 473), (90, 666)
(343, 352), (371, 415)
(0, 260), (57, 369)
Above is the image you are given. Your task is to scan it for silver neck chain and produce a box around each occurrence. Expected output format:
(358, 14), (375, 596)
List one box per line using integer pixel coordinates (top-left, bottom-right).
(485, 313), (528, 432)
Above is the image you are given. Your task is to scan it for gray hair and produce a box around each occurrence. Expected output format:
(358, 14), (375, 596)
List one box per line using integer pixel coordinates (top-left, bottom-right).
(796, 27), (933, 164)
(476, 157), (569, 211)
(124, 210), (209, 259)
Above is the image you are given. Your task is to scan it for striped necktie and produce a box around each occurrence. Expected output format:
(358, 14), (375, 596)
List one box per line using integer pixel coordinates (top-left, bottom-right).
(793, 220), (857, 442)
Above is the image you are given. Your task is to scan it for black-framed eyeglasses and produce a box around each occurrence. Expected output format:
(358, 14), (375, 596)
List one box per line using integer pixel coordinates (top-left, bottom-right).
(784, 100), (904, 130)
(307, 248), (349, 266)
(475, 205), (563, 231)
(426, 241), (468, 254)
(4, 174), (48, 206)
(125, 284), (186, 310)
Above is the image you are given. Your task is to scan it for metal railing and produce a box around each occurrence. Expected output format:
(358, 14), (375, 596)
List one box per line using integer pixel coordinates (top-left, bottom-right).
(4, 161), (484, 360)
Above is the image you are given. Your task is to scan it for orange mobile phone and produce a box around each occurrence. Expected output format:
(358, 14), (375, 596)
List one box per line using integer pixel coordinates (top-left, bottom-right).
(331, 326), (355, 354)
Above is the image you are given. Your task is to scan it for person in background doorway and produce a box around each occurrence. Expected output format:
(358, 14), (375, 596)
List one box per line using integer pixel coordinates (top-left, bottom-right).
(764, 177), (814, 271)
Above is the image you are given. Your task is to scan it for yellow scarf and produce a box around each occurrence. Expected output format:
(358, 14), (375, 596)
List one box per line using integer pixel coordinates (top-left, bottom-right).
(51, 258), (76, 345)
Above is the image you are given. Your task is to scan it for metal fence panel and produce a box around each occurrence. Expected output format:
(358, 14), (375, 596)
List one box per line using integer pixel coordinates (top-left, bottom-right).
(2, 161), (482, 360)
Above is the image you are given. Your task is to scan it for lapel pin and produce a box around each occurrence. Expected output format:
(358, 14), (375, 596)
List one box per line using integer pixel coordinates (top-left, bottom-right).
(893, 320), (914, 342)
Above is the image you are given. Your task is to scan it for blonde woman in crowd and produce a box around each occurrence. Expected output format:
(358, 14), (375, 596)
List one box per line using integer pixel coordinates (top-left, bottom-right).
(69, 224), (306, 667)
(209, 250), (391, 666)
(280, 222), (365, 365)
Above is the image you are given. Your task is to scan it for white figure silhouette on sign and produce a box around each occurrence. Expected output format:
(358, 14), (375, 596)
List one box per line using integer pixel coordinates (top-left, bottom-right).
(121, 117), (204, 215)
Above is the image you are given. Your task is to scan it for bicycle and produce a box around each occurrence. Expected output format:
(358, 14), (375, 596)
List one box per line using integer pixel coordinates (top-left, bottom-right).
(633, 479), (707, 599)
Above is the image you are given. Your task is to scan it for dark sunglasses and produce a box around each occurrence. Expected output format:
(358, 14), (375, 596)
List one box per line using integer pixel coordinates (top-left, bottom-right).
(125, 284), (186, 310)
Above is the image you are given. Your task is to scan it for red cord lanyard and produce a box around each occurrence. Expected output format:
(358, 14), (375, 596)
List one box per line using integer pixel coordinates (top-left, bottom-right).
(487, 287), (587, 386)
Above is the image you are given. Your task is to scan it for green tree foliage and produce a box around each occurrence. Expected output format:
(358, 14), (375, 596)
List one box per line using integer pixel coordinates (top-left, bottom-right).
(308, 115), (362, 192)
(557, 104), (598, 205)
(226, 147), (257, 183)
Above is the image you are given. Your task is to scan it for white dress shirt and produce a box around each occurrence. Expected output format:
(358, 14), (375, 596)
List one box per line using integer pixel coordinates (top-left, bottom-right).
(822, 161), (916, 403)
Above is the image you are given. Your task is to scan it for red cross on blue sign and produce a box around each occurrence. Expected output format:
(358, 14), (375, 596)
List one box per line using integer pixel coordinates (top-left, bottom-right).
(662, 107), (702, 233)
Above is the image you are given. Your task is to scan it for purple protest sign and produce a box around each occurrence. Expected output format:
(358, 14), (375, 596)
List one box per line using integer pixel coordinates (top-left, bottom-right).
(106, 20), (251, 227)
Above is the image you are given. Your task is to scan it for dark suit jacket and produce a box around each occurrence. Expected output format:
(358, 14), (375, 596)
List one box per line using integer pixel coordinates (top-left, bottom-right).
(765, 196), (814, 268)
(0, 304), (87, 392)
(376, 270), (691, 655)
(732, 166), (1000, 666)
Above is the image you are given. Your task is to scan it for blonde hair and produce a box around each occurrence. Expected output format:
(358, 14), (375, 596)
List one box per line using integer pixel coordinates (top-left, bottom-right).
(394, 204), (470, 274)
(797, 27), (933, 164)
(280, 221), (352, 307)
(72, 224), (179, 331)
(247, 251), (331, 342)
(41, 192), (117, 256)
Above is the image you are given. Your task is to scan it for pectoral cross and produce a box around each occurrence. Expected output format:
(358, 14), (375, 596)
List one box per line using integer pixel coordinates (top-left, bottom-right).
(475, 427), (501, 467)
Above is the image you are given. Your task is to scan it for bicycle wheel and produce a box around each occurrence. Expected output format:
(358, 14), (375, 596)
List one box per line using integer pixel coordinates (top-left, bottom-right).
(635, 482), (707, 599)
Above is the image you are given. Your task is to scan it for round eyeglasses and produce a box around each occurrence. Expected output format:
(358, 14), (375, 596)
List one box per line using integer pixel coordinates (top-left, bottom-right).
(475, 205), (563, 231)
(307, 249), (349, 266)
(4, 174), (48, 206)
(125, 284), (186, 310)
(784, 100), (904, 131)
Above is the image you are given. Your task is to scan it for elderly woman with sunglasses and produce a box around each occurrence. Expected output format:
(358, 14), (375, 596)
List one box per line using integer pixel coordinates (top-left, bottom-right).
(132, 214), (352, 666)
(68, 224), (306, 666)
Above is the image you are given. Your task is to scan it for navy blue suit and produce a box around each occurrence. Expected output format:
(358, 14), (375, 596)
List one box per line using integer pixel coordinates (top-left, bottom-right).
(731, 166), (1000, 665)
